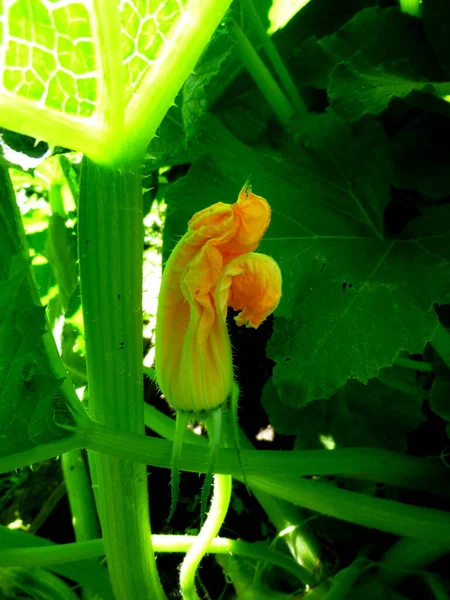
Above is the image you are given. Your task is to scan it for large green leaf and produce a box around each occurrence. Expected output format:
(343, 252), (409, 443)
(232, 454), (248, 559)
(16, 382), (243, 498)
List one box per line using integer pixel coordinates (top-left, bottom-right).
(262, 365), (426, 451)
(0, 0), (235, 165)
(164, 115), (450, 406)
(285, 7), (450, 119)
(422, 0), (450, 77)
(330, 57), (450, 122)
(390, 116), (450, 199)
(0, 164), (81, 459)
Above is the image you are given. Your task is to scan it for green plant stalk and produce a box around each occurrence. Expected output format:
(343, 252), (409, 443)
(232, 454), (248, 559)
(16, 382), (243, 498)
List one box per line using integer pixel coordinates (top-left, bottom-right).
(245, 0), (306, 115)
(0, 530), (312, 586)
(61, 450), (100, 543)
(379, 537), (450, 586)
(230, 22), (294, 125)
(47, 163), (104, 600)
(61, 449), (100, 600)
(84, 420), (450, 495)
(84, 421), (450, 542)
(78, 158), (165, 599)
(323, 553), (369, 600)
(0, 163), (86, 465)
(180, 474), (233, 600)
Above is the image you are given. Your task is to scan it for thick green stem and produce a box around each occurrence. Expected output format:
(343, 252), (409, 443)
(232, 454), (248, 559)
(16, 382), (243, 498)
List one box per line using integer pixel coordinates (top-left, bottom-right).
(85, 420), (450, 496)
(323, 553), (370, 600)
(230, 22), (294, 125)
(379, 537), (450, 586)
(61, 450), (100, 542)
(180, 474), (232, 600)
(78, 158), (165, 599)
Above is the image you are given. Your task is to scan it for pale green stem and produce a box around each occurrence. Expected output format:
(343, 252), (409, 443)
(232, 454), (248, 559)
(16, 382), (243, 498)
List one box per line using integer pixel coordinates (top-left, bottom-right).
(230, 21), (294, 125)
(61, 450), (100, 600)
(180, 474), (233, 600)
(61, 450), (100, 543)
(245, 0), (306, 115)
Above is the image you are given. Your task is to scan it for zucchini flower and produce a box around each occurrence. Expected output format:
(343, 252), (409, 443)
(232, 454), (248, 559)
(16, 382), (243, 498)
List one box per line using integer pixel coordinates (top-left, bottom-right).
(155, 186), (282, 413)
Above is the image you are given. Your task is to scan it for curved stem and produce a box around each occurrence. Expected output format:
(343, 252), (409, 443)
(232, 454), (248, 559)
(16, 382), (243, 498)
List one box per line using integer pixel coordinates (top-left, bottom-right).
(180, 474), (233, 600)
(146, 401), (322, 580)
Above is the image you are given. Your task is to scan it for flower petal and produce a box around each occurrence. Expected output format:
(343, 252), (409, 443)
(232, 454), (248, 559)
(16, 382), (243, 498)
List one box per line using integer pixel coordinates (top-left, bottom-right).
(216, 253), (282, 328)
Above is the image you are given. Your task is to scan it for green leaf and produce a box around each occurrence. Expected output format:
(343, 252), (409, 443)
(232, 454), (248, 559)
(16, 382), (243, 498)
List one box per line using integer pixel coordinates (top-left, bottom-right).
(286, 7), (449, 118)
(182, 28), (235, 139)
(422, 0), (450, 77)
(146, 103), (189, 169)
(329, 56), (450, 122)
(320, 7), (445, 81)
(390, 117), (450, 199)
(262, 366), (426, 452)
(164, 115), (450, 406)
(0, 165), (80, 458)
(273, 0), (377, 56)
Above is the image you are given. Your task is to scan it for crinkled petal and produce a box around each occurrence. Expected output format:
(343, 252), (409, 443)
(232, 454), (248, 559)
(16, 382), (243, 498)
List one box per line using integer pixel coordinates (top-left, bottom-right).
(216, 253), (282, 328)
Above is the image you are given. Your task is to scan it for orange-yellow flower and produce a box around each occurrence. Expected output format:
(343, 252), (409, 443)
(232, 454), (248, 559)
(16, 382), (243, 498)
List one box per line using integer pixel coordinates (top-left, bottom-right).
(155, 186), (282, 413)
